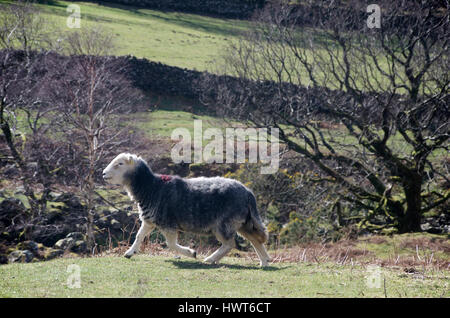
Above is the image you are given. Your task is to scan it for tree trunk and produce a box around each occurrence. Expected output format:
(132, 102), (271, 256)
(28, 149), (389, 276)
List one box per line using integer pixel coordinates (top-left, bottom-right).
(1, 108), (39, 217)
(400, 174), (423, 233)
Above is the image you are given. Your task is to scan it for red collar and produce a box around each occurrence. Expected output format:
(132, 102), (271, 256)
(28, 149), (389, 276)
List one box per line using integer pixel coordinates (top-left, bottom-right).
(160, 175), (172, 182)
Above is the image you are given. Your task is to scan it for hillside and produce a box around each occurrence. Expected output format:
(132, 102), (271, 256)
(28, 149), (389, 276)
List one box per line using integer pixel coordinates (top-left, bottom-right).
(28, 0), (252, 71)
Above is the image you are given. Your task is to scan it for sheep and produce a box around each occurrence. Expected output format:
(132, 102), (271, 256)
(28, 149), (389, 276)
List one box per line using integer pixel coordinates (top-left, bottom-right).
(102, 153), (271, 266)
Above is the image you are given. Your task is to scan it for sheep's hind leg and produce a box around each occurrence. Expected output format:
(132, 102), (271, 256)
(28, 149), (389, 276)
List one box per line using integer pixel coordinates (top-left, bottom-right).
(237, 230), (270, 267)
(203, 237), (235, 265)
(124, 221), (154, 258)
(163, 230), (197, 258)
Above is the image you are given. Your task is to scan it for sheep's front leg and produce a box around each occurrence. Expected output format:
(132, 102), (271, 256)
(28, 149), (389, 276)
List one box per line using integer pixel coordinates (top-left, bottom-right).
(124, 221), (154, 258)
(163, 230), (197, 258)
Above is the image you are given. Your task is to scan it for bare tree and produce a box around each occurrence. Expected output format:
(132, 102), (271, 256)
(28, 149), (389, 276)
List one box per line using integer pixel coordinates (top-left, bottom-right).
(1, 2), (144, 247)
(200, 0), (449, 232)
(50, 27), (143, 251)
(0, 0), (58, 225)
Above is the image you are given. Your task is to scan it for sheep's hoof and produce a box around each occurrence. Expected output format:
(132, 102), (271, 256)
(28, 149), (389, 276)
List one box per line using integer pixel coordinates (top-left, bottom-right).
(124, 254), (132, 259)
(193, 251), (197, 259)
(203, 258), (216, 265)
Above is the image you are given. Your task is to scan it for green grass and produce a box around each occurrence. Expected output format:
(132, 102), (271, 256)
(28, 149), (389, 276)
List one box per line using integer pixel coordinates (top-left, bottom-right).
(0, 0), (251, 71)
(356, 233), (450, 263)
(0, 255), (448, 297)
(0, 1), (375, 85)
(127, 109), (237, 139)
(1, 0), (439, 92)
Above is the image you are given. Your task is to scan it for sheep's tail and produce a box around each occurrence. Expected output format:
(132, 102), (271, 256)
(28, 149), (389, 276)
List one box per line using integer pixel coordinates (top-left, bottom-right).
(243, 193), (269, 244)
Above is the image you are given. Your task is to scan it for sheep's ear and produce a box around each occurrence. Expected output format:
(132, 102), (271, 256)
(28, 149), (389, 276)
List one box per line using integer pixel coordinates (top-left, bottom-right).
(125, 155), (134, 165)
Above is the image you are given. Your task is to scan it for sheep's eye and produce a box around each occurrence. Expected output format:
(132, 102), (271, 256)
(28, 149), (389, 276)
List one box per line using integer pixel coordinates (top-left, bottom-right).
(118, 163), (123, 166)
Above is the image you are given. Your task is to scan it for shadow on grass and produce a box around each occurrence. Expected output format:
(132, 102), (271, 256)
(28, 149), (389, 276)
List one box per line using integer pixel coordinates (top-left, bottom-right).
(166, 258), (289, 271)
(40, 2), (245, 38)
(85, 1), (248, 38)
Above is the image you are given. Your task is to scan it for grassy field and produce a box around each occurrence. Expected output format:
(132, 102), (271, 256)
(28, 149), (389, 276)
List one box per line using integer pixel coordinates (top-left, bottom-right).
(128, 109), (232, 139)
(0, 0), (251, 71)
(0, 254), (448, 298)
(0, 1), (375, 83)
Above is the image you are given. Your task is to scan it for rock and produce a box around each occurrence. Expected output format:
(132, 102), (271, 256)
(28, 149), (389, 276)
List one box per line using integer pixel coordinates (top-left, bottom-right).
(46, 201), (67, 213)
(95, 215), (109, 228)
(438, 214), (450, 234)
(13, 185), (25, 195)
(54, 235), (88, 254)
(45, 210), (64, 223)
(8, 250), (34, 263)
(28, 224), (68, 248)
(54, 193), (83, 210)
(110, 218), (121, 230)
(60, 233), (87, 253)
(43, 248), (64, 260)
(3, 164), (19, 177)
(48, 191), (62, 200)
(0, 198), (28, 244)
(67, 232), (85, 241)
(0, 243), (8, 264)
(0, 198), (26, 226)
(26, 162), (37, 172)
(421, 214), (450, 234)
(111, 210), (129, 224)
(54, 237), (75, 250)
(16, 241), (39, 255)
(71, 240), (87, 253)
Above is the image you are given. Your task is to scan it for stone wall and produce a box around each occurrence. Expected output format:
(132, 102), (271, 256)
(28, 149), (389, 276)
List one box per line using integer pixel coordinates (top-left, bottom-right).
(120, 55), (204, 99)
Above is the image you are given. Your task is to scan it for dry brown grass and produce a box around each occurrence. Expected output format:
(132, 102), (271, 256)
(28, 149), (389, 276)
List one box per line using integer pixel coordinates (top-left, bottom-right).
(104, 233), (450, 272)
(266, 235), (450, 271)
